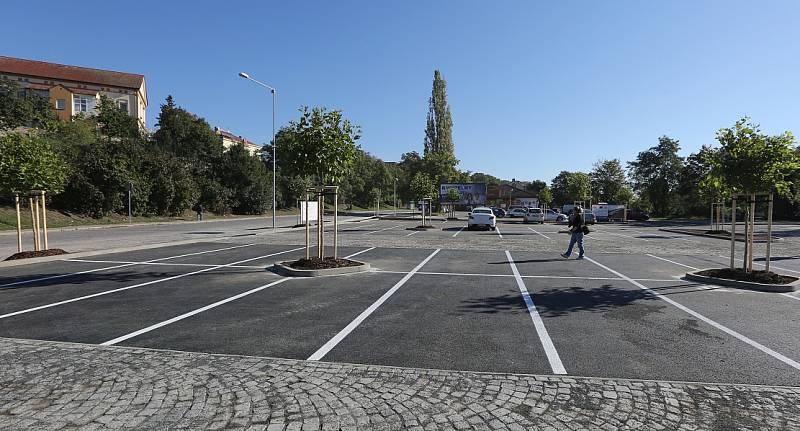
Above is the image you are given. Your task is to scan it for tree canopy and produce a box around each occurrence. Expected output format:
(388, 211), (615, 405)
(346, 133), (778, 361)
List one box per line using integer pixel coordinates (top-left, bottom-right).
(0, 133), (68, 194)
(702, 118), (799, 197)
(275, 106), (360, 185)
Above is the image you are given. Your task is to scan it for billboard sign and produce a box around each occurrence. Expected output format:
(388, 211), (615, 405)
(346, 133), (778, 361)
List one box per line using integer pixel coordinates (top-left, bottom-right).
(439, 183), (487, 205)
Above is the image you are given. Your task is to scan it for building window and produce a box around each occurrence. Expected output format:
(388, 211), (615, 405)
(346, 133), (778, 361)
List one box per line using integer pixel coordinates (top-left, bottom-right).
(55, 99), (66, 110)
(118, 100), (128, 113)
(73, 95), (92, 113)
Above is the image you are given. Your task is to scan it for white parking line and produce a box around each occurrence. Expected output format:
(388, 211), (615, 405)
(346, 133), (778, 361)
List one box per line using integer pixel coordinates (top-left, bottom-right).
(364, 225), (400, 235)
(585, 256), (800, 372)
(452, 227), (465, 238)
(344, 247), (375, 259)
(0, 246), (305, 320)
(505, 251), (566, 375)
(645, 254), (699, 270)
(65, 259), (265, 270)
(371, 269), (676, 282)
(723, 256), (800, 275)
(102, 277), (291, 346)
(0, 243), (257, 289)
(307, 249), (441, 361)
(780, 293), (800, 302)
(495, 226), (503, 239)
(527, 227), (552, 240)
(406, 230), (421, 237)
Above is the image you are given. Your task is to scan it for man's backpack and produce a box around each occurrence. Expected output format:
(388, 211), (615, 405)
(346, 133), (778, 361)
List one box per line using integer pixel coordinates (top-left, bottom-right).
(582, 225), (590, 235)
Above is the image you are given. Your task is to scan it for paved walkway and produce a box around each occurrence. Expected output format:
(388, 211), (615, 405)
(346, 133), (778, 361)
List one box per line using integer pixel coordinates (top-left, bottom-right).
(0, 338), (797, 430)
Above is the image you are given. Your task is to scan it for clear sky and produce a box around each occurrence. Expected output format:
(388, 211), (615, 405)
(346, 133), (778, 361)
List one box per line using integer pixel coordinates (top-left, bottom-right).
(4, 1), (799, 182)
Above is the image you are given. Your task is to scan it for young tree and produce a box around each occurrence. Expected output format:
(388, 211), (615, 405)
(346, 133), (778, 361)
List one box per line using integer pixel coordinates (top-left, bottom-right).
(628, 136), (684, 217)
(446, 187), (461, 218)
(0, 133), (68, 194)
(410, 172), (437, 202)
(538, 185), (553, 208)
(276, 106), (360, 185)
(703, 118), (800, 271)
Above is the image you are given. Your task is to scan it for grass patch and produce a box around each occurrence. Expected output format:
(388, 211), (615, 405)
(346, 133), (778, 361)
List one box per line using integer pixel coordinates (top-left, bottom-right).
(0, 206), (299, 231)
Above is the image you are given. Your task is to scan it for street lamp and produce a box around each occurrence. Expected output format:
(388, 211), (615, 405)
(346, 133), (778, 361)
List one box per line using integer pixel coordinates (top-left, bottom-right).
(393, 177), (398, 216)
(239, 72), (277, 229)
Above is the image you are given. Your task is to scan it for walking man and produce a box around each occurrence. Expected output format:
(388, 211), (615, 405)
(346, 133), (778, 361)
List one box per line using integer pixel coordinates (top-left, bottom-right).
(561, 206), (585, 259)
(195, 203), (204, 221)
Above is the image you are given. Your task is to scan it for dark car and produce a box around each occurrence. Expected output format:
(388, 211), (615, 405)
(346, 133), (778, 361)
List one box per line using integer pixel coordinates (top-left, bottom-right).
(491, 207), (506, 218)
(609, 208), (650, 221)
(627, 209), (650, 221)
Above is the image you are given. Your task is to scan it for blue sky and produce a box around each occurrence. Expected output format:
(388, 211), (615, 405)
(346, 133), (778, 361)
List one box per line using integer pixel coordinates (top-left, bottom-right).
(4, 1), (800, 182)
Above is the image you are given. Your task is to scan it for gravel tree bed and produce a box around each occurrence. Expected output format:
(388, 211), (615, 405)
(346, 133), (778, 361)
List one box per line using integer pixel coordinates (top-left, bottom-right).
(696, 268), (797, 285)
(4, 249), (69, 261)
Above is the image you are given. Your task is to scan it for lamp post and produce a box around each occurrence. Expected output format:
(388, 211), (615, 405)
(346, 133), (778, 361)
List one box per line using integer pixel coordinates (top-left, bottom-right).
(393, 177), (398, 216)
(239, 72), (277, 229)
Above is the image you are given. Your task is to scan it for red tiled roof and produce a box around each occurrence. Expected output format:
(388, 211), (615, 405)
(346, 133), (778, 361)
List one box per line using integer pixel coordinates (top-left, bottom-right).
(0, 56), (144, 90)
(216, 128), (259, 147)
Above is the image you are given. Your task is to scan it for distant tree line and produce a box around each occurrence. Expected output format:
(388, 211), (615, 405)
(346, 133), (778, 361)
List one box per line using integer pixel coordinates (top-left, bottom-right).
(2, 76), (799, 220)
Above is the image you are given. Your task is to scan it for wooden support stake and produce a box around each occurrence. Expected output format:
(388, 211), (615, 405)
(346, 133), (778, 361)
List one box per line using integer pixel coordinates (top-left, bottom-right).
(29, 197), (39, 251)
(334, 189), (338, 259)
(305, 191), (310, 260)
(748, 194), (755, 273)
(40, 191), (48, 250)
(14, 193), (22, 253)
(318, 192), (324, 259)
(766, 193), (774, 273)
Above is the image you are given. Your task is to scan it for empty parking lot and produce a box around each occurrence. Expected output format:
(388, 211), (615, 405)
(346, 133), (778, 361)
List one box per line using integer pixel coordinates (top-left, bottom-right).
(1, 218), (798, 390)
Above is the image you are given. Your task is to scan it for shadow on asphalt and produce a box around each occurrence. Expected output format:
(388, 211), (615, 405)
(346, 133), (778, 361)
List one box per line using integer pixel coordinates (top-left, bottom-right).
(0, 268), (262, 290)
(456, 284), (663, 317)
(455, 281), (728, 318)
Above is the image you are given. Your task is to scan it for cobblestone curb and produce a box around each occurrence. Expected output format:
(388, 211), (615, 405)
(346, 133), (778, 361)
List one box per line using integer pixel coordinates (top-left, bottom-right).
(0, 338), (797, 430)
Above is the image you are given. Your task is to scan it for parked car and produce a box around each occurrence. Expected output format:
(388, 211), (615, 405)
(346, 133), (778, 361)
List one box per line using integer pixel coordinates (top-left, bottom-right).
(490, 207), (506, 218)
(506, 207), (528, 218)
(626, 209), (650, 221)
(523, 208), (545, 224)
(544, 209), (567, 222)
(583, 210), (596, 225)
(608, 208), (650, 221)
(467, 207), (497, 230)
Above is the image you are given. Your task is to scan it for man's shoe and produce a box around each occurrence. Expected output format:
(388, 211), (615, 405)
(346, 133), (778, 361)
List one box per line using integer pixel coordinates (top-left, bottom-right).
(560, 253), (569, 258)
(576, 255), (584, 260)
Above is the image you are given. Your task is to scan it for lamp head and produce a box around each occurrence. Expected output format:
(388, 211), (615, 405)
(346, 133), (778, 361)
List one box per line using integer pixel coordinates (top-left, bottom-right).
(238, 72), (250, 79)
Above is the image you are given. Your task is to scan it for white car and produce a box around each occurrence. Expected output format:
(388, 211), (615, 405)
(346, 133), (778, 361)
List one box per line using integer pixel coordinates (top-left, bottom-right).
(523, 208), (544, 224)
(506, 207), (528, 218)
(467, 207), (497, 230)
(544, 209), (567, 222)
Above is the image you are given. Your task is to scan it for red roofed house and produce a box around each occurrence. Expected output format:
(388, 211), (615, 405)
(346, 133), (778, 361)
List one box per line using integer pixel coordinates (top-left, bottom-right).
(0, 56), (147, 128)
(214, 127), (262, 156)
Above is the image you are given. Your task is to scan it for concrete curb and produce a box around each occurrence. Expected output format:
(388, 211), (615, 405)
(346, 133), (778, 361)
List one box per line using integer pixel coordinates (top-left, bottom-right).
(685, 269), (799, 293)
(659, 228), (781, 243)
(0, 216), (376, 268)
(272, 260), (370, 277)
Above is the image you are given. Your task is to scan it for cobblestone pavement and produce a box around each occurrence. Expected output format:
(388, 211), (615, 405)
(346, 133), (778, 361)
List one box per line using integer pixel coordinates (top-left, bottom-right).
(1, 338), (798, 430)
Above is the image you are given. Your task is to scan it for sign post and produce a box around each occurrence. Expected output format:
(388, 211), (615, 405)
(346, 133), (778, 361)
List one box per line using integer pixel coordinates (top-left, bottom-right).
(127, 182), (133, 225)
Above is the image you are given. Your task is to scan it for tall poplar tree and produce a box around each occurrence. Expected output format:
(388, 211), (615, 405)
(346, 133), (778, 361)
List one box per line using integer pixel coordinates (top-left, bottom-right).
(423, 70), (454, 156)
(422, 70), (458, 189)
